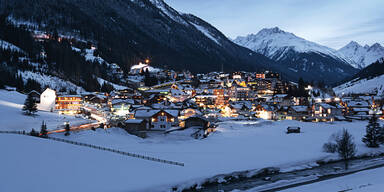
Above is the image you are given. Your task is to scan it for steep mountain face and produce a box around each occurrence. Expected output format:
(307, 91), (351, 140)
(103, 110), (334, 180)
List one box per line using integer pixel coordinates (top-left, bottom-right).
(0, 0), (273, 74)
(338, 41), (384, 69)
(233, 27), (358, 84)
(333, 59), (384, 96)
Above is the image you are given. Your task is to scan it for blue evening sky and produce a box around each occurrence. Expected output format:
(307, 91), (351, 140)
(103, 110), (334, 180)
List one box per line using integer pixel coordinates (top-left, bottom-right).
(165, 0), (384, 49)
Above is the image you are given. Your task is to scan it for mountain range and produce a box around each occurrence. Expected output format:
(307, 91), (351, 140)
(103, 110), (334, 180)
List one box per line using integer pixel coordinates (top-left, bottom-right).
(338, 41), (384, 69)
(233, 27), (359, 84)
(234, 27), (383, 70)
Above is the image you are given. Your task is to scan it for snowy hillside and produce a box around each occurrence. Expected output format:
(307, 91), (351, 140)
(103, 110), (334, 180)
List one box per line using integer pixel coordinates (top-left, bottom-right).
(0, 39), (24, 53)
(233, 27), (348, 62)
(149, 0), (189, 25)
(333, 74), (384, 96)
(338, 41), (384, 69)
(18, 71), (86, 93)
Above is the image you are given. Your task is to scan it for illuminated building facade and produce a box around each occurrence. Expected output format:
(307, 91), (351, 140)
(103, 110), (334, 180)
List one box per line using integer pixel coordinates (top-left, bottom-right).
(56, 95), (82, 115)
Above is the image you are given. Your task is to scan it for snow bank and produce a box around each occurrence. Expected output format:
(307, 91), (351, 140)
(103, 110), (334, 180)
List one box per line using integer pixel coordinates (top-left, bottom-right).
(280, 166), (384, 192)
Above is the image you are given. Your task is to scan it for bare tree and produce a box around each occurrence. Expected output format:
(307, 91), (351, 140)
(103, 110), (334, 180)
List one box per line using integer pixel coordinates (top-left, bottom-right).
(337, 129), (357, 170)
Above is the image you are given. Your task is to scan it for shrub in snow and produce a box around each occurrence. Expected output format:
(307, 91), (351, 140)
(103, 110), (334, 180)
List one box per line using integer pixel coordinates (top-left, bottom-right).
(324, 129), (356, 169)
(336, 129), (356, 170)
(323, 133), (339, 153)
(322, 142), (338, 153)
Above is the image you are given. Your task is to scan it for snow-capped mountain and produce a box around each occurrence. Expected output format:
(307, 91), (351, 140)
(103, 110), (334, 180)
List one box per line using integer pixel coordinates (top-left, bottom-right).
(233, 27), (358, 84)
(338, 41), (384, 69)
(233, 27), (348, 62)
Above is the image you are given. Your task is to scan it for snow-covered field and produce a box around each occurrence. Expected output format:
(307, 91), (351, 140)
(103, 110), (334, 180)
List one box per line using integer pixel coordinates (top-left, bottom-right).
(1, 90), (384, 192)
(280, 167), (384, 192)
(0, 90), (89, 131)
(333, 75), (384, 96)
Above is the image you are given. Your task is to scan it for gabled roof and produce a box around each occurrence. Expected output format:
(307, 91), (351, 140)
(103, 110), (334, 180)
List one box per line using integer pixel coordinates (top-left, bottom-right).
(134, 109), (160, 118)
(124, 119), (145, 124)
(184, 115), (209, 123)
(291, 105), (308, 112)
(164, 110), (179, 117)
(319, 103), (336, 109)
(111, 99), (134, 105)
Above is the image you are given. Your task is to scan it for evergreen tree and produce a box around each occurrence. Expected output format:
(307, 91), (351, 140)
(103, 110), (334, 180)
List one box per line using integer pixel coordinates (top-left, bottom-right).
(362, 114), (382, 148)
(40, 121), (48, 138)
(337, 129), (356, 170)
(101, 82), (114, 93)
(64, 123), (70, 136)
(22, 93), (37, 116)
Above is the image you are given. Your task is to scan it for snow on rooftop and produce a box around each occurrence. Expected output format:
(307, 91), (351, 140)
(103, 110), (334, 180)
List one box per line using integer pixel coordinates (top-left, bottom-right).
(130, 63), (161, 74)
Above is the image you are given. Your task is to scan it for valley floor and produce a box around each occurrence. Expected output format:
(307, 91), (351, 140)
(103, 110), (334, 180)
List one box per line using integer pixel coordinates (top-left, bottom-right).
(1, 90), (384, 192)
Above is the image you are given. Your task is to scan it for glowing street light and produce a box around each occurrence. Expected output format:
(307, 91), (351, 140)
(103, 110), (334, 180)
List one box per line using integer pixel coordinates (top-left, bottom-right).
(145, 59), (150, 64)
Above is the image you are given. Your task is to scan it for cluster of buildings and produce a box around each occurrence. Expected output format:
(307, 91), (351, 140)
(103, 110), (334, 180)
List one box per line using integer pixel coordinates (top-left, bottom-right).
(30, 63), (383, 139)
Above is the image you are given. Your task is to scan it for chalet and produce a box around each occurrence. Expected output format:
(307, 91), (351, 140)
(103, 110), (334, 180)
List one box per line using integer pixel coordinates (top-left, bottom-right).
(270, 94), (288, 105)
(182, 115), (210, 129)
(27, 90), (41, 103)
(311, 103), (342, 122)
(179, 108), (202, 120)
(287, 105), (309, 120)
(344, 100), (371, 118)
(84, 94), (107, 105)
(255, 104), (277, 120)
(123, 119), (148, 131)
(134, 109), (179, 130)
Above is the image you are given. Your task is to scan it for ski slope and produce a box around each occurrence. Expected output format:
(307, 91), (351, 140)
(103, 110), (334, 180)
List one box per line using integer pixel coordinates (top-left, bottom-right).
(333, 75), (384, 96)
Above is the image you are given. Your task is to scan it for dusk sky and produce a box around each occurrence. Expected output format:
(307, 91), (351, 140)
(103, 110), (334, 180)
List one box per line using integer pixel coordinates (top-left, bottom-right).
(165, 0), (384, 49)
